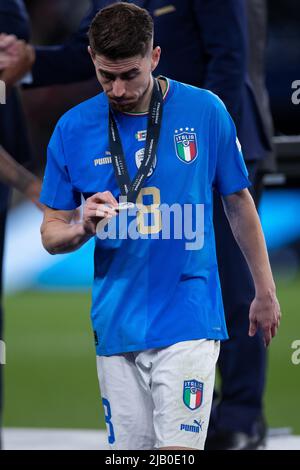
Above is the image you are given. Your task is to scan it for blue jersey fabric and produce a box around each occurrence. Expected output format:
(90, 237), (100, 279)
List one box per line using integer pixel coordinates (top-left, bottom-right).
(40, 78), (250, 356)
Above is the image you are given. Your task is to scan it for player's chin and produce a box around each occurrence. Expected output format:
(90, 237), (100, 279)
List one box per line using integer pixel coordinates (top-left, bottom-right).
(110, 99), (137, 112)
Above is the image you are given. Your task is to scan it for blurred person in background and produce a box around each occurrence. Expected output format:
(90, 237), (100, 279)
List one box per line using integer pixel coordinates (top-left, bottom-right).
(0, 0), (42, 450)
(0, 145), (42, 207)
(0, 0), (275, 450)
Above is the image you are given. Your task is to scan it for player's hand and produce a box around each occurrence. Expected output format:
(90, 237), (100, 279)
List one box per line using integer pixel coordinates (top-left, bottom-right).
(82, 191), (118, 236)
(248, 289), (281, 347)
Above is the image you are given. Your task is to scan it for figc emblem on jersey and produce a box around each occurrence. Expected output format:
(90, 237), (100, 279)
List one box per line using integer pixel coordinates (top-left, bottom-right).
(174, 128), (198, 163)
(183, 380), (203, 410)
(135, 148), (157, 177)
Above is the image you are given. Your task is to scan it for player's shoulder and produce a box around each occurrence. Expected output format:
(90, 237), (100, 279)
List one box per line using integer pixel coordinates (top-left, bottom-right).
(170, 79), (227, 115)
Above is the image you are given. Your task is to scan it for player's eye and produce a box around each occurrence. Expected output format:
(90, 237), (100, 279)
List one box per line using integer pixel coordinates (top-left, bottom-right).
(100, 72), (115, 81)
(121, 71), (139, 81)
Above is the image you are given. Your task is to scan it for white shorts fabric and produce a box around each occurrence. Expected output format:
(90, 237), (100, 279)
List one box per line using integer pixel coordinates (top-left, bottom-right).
(96, 339), (220, 450)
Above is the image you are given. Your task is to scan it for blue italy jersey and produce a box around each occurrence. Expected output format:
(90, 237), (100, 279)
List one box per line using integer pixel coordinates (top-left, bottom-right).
(40, 78), (250, 356)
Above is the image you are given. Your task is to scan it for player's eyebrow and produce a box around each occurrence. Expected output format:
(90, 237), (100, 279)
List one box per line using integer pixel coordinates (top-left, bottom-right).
(98, 68), (140, 80)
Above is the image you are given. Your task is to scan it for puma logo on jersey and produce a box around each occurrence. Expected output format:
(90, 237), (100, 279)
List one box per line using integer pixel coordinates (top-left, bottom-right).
(193, 419), (204, 430)
(94, 156), (112, 166)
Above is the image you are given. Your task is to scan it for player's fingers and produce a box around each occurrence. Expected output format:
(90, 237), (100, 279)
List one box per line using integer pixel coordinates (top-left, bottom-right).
(90, 191), (118, 208)
(248, 318), (257, 337)
(85, 202), (102, 212)
(271, 324), (278, 338)
(93, 205), (117, 219)
(86, 201), (117, 216)
(277, 310), (282, 327)
(84, 208), (111, 220)
(95, 203), (117, 217)
(102, 191), (119, 207)
(96, 217), (111, 233)
(263, 327), (272, 348)
(95, 209), (114, 218)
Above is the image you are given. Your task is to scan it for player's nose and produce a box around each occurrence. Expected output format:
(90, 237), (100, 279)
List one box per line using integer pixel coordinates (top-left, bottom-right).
(112, 78), (126, 98)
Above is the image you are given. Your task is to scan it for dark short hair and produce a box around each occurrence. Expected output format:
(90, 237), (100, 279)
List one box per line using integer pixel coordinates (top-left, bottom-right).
(88, 2), (154, 59)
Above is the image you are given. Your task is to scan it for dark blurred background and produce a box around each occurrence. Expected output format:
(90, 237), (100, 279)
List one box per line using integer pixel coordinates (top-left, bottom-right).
(22, 0), (100, 176)
(266, 0), (300, 135)
(21, 0), (300, 175)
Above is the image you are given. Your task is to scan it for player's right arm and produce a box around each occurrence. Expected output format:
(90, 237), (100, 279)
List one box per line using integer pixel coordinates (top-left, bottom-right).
(41, 191), (118, 255)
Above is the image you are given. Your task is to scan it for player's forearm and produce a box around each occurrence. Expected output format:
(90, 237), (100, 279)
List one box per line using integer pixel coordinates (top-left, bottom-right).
(41, 220), (92, 255)
(222, 190), (276, 297)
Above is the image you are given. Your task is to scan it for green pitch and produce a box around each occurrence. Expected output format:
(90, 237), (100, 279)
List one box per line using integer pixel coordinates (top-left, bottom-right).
(3, 275), (300, 433)
(3, 291), (103, 429)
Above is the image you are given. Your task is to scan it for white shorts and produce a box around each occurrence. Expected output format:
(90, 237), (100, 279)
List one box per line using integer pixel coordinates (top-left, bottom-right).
(96, 339), (220, 450)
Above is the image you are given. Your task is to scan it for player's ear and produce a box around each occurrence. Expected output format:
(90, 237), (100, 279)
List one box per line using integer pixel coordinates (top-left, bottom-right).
(151, 46), (161, 72)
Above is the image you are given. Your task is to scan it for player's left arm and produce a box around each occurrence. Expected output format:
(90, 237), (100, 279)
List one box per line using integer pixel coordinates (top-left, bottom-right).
(222, 188), (281, 347)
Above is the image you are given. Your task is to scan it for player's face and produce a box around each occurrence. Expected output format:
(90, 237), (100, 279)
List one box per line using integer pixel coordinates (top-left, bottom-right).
(89, 45), (161, 113)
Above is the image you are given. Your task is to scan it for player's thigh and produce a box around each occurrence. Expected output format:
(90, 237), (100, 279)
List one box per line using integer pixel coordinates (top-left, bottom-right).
(96, 353), (155, 450)
(151, 339), (220, 450)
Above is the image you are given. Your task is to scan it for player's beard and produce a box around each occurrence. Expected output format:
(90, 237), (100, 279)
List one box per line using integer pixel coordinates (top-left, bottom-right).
(110, 99), (136, 113)
(109, 77), (153, 113)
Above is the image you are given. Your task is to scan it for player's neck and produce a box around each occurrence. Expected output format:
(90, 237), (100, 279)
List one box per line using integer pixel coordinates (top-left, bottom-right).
(131, 76), (167, 114)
